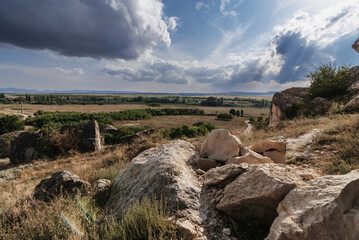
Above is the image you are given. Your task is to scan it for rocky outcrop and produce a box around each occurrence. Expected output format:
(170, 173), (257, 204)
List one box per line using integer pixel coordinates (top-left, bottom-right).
(267, 170), (359, 240)
(200, 129), (241, 162)
(33, 170), (90, 202)
(106, 140), (236, 239)
(60, 119), (102, 152)
(0, 131), (21, 158)
(203, 164), (248, 187)
(344, 94), (359, 112)
(269, 88), (307, 127)
(353, 37), (359, 53)
(216, 164), (305, 223)
(9, 130), (41, 164)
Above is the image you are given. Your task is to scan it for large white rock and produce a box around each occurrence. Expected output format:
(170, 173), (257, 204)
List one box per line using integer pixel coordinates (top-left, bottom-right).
(266, 170), (359, 240)
(200, 129), (241, 161)
(216, 164), (305, 223)
(107, 140), (201, 221)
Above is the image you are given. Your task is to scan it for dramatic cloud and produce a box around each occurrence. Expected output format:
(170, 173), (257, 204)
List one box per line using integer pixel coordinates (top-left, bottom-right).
(0, 0), (177, 59)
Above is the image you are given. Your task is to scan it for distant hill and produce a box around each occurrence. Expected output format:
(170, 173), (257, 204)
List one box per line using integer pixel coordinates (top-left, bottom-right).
(0, 87), (277, 96)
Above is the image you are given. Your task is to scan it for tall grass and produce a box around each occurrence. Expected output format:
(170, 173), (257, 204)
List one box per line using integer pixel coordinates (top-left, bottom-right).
(0, 195), (177, 240)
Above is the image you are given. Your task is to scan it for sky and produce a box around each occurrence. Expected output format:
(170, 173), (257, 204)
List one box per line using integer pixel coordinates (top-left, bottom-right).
(0, 0), (358, 93)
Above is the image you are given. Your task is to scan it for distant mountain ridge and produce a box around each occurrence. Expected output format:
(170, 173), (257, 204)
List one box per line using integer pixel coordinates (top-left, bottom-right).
(0, 87), (277, 96)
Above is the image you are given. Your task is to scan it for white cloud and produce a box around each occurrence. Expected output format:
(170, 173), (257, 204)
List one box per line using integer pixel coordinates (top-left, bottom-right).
(195, 2), (209, 11)
(53, 67), (84, 75)
(166, 17), (179, 31)
(220, 0), (243, 17)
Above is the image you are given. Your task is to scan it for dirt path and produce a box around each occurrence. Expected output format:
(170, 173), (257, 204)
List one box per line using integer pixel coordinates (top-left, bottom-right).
(286, 129), (321, 158)
(242, 120), (252, 135)
(3, 109), (33, 119)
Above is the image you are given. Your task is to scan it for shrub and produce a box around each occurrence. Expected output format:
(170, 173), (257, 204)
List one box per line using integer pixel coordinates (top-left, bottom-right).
(306, 64), (351, 100)
(229, 109), (236, 115)
(217, 113), (234, 121)
(0, 115), (25, 135)
(162, 122), (215, 139)
(250, 116), (269, 129)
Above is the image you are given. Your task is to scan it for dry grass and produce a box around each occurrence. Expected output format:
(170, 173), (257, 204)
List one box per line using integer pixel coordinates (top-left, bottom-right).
(117, 115), (248, 137)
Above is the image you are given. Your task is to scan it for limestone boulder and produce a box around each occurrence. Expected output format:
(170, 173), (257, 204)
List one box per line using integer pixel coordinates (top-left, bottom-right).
(263, 151), (286, 164)
(0, 131), (21, 158)
(269, 87), (307, 127)
(34, 170), (91, 202)
(216, 164), (305, 223)
(203, 163), (248, 187)
(60, 119), (102, 152)
(266, 170), (359, 240)
(9, 130), (41, 164)
(227, 152), (273, 165)
(200, 129), (241, 161)
(344, 94), (359, 112)
(250, 140), (286, 155)
(106, 140), (202, 222)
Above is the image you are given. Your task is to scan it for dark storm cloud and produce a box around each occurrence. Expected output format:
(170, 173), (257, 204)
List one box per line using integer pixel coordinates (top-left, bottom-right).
(0, 0), (172, 59)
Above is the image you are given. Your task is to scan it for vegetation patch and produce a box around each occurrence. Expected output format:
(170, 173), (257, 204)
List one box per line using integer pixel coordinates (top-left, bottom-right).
(162, 122), (215, 139)
(0, 115), (24, 135)
(102, 126), (150, 145)
(216, 113), (234, 121)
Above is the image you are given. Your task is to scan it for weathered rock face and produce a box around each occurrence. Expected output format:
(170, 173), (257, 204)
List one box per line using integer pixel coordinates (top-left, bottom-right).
(302, 97), (332, 116)
(263, 151), (286, 164)
(269, 88), (307, 128)
(203, 163), (248, 187)
(353, 37), (359, 53)
(9, 131), (41, 164)
(34, 170), (91, 202)
(344, 94), (359, 112)
(107, 140), (201, 220)
(200, 129), (241, 161)
(266, 170), (359, 240)
(216, 164), (305, 223)
(0, 131), (21, 158)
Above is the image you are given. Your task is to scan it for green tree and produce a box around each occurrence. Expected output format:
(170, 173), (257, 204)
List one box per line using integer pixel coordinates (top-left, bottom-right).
(306, 64), (350, 100)
(240, 109), (244, 117)
(229, 109), (236, 115)
(217, 113), (233, 121)
(236, 110), (240, 117)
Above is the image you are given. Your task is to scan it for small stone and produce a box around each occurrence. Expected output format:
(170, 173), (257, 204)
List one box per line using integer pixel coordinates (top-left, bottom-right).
(197, 158), (218, 171)
(222, 228), (231, 236)
(196, 169), (206, 175)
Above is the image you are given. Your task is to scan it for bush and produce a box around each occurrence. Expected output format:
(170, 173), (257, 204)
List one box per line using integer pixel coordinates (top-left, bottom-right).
(162, 122), (215, 139)
(0, 115), (25, 135)
(229, 109), (236, 115)
(306, 64), (351, 100)
(250, 116), (269, 129)
(217, 113), (233, 121)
